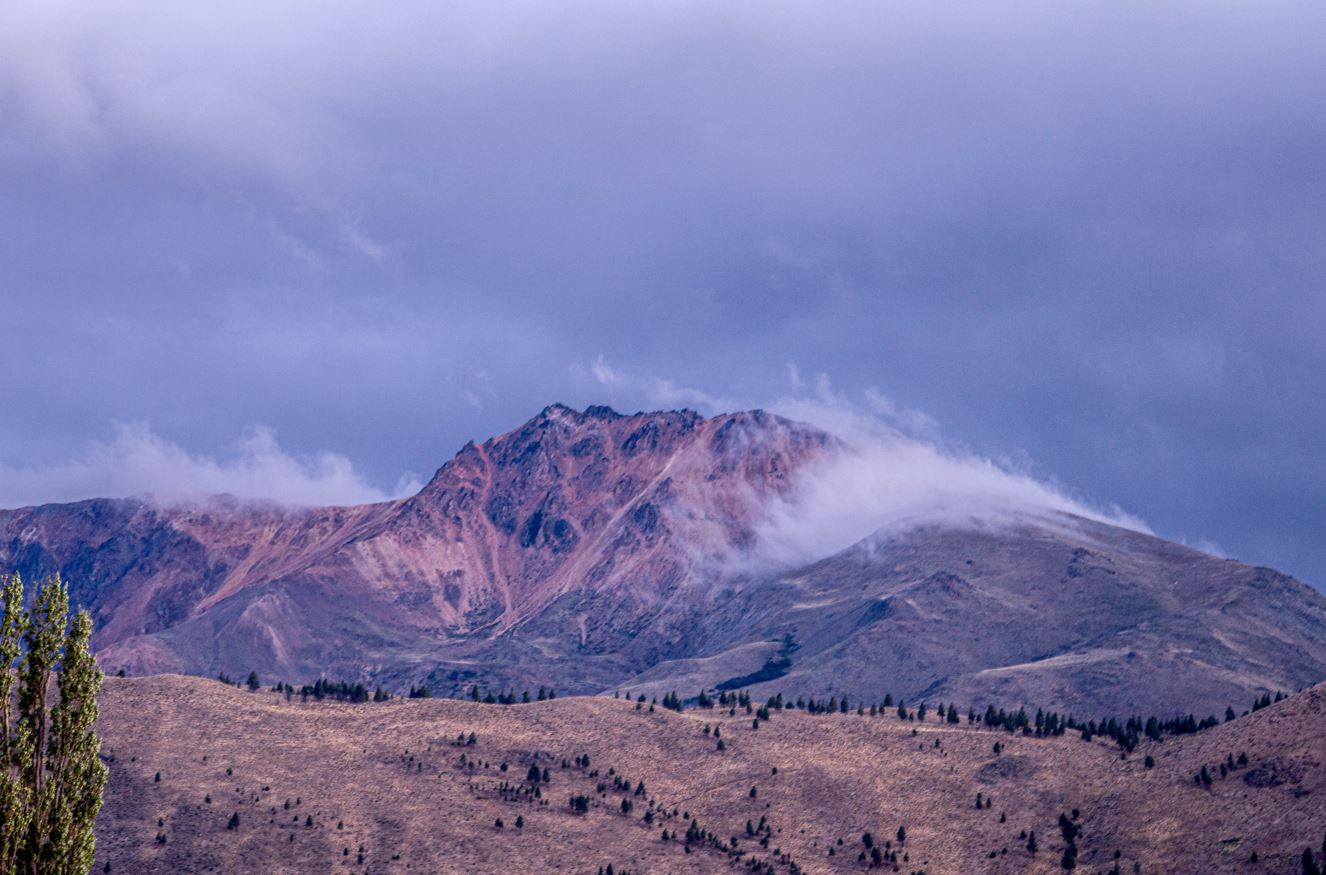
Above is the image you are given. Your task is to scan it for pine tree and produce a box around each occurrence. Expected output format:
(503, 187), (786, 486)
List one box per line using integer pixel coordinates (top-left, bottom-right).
(2, 573), (108, 875)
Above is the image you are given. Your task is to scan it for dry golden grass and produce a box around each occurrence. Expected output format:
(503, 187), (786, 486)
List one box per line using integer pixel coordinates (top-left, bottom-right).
(93, 676), (1324, 874)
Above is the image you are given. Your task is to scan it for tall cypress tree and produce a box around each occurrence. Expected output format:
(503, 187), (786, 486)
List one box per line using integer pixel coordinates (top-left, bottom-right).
(1, 573), (108, 875)
(0, 572), (30, 869)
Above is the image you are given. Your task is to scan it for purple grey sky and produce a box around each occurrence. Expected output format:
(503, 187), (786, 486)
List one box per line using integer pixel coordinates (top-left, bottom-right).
(1, 2), (1324, 589)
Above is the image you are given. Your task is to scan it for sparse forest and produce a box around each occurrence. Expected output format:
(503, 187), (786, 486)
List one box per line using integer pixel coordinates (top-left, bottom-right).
(85, 666), (1325, 874)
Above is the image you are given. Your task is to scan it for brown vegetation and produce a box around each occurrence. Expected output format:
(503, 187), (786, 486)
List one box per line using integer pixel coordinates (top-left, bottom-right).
(93, 675), (1325, 874)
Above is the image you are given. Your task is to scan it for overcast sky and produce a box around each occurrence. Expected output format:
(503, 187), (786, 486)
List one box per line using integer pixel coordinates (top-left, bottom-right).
(2, 1), (1324, 588)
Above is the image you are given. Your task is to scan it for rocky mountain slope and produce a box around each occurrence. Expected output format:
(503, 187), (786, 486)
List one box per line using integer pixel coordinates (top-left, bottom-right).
(3, 404), (1325, 716)
(93, 674), (1326, 874)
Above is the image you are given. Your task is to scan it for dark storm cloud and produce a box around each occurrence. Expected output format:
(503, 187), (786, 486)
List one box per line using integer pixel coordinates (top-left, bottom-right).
(1, 2), (1324, 586)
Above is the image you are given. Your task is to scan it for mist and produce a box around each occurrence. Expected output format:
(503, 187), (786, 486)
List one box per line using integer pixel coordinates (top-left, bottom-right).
(0, 422), (418, 509)
(588, 360), (1148, 567)
(749, 390), (1147, 567)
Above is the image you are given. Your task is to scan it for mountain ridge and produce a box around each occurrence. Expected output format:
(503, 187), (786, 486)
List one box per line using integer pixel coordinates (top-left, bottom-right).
(2, 404), (1324, 718)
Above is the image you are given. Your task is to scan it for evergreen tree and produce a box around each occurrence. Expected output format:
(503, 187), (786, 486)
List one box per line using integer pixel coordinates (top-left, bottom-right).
(1, 573), (108, 875)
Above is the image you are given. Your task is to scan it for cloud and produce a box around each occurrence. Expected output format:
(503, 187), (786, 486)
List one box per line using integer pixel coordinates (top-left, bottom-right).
(1190, 538), (1228, 559)
(0, 422), (410, 509)
(577, 359), (1147, 565)
(582, 355), (737, 413)
(0, 1), (1322, 588)
(748, 376), (1150, 566)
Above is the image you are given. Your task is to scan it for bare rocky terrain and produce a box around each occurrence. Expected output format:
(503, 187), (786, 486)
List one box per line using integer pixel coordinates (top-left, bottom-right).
(94, 674), (1326, 874)
(4, 404), (1326, 718)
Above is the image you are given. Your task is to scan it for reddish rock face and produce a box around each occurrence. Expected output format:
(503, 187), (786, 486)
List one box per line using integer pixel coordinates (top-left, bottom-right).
(0, 405), (833, 691)
(390, 404), (829, 639)
(3, 403), (1325, 718)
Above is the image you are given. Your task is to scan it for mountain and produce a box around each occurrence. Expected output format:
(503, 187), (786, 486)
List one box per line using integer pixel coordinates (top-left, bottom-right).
(3, 404), (1325, 717)
(92, 674), (1326, 874)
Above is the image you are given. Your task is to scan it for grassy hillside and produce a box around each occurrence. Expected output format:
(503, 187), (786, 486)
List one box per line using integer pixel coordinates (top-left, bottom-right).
(93, 675), (1325, 874)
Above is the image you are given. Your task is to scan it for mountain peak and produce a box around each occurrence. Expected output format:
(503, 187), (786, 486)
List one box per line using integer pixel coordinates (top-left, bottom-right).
(2, 401), (1324, 720)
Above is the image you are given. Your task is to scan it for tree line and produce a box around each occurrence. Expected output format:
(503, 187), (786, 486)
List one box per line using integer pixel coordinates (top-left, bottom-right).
(628, 683), (1287, 753)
